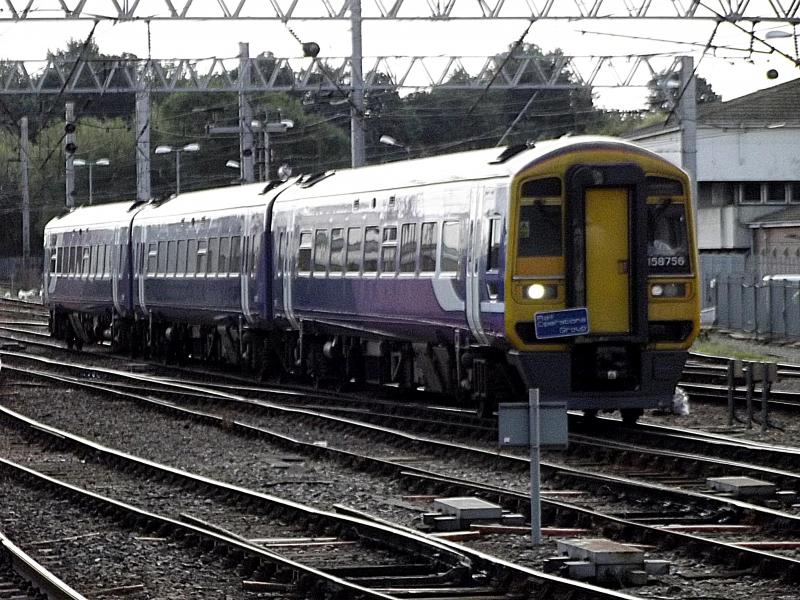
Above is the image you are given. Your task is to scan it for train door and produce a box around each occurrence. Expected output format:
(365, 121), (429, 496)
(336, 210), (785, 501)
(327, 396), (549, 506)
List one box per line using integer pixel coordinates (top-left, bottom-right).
(565, 164), (648, 340)
(241, 212), (253, 324)
(465, 186), (489, 345)
(584, 188), (630, 333)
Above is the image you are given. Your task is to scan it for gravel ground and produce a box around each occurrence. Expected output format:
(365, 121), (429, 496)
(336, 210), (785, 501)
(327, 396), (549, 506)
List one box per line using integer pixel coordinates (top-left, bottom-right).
(3, 379), (800, 599)
(640, 331), (800, 446)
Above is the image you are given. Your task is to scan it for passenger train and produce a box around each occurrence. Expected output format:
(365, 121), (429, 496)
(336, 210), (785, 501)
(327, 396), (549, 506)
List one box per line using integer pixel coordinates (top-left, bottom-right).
(43, 136), (700, 421)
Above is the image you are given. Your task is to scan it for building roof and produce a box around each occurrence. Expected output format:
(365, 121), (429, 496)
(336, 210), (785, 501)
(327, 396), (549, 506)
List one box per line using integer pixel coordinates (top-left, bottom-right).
(748, 204), (800, 228)
(698, 77), (800, 127)
(629, 77), (800, 138)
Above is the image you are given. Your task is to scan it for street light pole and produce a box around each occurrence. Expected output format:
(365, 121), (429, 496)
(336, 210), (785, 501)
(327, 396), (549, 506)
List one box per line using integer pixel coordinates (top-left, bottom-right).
(155, 143), (200, 196)
(73, 158), (110, 205)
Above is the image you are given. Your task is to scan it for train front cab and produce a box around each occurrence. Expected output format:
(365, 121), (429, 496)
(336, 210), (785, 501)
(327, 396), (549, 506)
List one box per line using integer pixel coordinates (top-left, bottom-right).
(505, 146), (700, 416)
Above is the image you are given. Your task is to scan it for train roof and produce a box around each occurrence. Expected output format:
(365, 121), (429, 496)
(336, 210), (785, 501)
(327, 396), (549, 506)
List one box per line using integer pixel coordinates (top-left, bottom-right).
(134, 181), (268, 221)
(273, 135), (663, 203)
(44, 200), (142, 233)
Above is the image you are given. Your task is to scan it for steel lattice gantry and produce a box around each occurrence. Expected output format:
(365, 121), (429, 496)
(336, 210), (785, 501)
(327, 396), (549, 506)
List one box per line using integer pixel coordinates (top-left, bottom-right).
(2, 0), (799, 20)
(0, 54), (686, 94)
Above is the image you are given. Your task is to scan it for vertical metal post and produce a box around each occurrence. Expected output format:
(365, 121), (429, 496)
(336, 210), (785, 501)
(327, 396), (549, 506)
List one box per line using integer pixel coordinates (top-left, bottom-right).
(88, 162), (94, 205)
(19, 117), (30, 264)
(679, 55), (697, 214)
(135, 90), (151, 202)
(761, 363), (770, 433)
(745, 363), (754, 429)
(175, 150), (181, 196)
(264, 129), (270, 181)
(350, 0), (366, 167)
(726, 361), (735, 428)
(528, 388), (542, 546)
(239, 42), (255, 183)
(65, 102), (76, 208)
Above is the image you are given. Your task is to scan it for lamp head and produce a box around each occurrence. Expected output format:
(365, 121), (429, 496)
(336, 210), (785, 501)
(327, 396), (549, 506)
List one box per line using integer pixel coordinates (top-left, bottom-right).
(302, 42), (320, 58)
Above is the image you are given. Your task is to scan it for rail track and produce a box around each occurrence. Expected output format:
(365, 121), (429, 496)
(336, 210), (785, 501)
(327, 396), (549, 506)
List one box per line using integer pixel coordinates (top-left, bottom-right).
(1, 356), (638, 599)
(2, 350), (800, 598)
(5, 299), (800, 597)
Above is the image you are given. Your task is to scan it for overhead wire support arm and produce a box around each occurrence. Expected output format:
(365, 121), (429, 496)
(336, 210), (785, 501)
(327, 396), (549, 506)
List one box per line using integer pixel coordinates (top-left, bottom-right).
(2, 0), (800, 20)
(0, 53), (694, 95)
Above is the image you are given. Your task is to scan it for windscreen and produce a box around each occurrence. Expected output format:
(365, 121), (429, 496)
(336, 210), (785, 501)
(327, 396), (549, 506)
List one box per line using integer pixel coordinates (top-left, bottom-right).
(647, 200), (690, 274)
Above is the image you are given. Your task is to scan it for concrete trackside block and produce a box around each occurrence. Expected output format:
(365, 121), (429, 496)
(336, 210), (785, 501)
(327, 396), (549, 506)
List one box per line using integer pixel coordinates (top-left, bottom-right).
(626, 570), (649, 586)
(433, 497), (503, 521)
(542, 557), (570, 574)
(644, 559), (671, 575)
(556, 538), (644, 566)
(706, 476), (776, 497)
(500, 513), (525, 526)
(432, 516), (462, 531)
(564, 561), (596, 580)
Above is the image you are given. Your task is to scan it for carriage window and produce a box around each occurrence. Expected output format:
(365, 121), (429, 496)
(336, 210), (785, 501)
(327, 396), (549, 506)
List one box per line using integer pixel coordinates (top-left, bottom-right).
(197, 240), (209, 274)
(518, 200), (562, 257)
(84, 247), (92, 277)
(69, 246), (78, 274)
(381, 226), (397, 273)
(96, 245), (105, 277)
(230, 236), (241, 274)
(647, 200), (690, 275)
(89, 245), (99, 277)
(441, 221), (460, 274)
(106, 244), (113, 277)
(97, 245), (104, 276)
(399, 223), (417, 273)
(74, 246), (82, 275)
(251, 234), (261, 276)
(206, 238), (218, 274)
(158, 241), (168, 274)
(298, 231), (312, 273)
(147, 243), (158, 275)
(487, 218), (502, 271)
(420, 222), (438, 273)
(313, 229), (329, 274)
(346, 227), (363, 273)
(363, 226), (380, 273)
(219, 237), (230, 273)
(177, 240), (188, 274)
(56, 248), (64, 274)
(167, 241), (178, 274)
(329, 228), (344, 273)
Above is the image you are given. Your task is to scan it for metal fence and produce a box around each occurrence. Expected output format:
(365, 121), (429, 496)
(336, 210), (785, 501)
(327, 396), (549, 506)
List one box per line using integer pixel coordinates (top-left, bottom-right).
(710, 273), (800, 340)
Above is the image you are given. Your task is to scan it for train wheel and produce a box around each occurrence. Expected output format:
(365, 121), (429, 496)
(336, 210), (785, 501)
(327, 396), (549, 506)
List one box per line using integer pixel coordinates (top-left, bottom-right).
(621, 408), (643, 425)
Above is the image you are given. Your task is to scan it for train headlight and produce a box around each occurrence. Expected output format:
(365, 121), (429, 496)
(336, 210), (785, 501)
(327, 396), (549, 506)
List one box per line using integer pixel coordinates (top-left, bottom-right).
(524, 283), (558, 300)
(650, 283), (686, 298)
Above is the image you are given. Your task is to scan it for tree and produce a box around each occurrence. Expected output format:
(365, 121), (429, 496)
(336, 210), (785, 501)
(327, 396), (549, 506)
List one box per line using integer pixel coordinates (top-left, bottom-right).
(646, 71), (720, 112)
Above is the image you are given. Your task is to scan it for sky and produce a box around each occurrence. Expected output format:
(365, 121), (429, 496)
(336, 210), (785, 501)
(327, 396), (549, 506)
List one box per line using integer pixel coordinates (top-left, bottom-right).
(0, 14), (798, 110)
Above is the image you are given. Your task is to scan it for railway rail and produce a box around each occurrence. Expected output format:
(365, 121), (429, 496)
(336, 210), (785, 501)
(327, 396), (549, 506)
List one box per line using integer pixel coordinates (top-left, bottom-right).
(0, 358), (634, 599)
(2, 350), (800, 598)
(0, 530), (85, 600)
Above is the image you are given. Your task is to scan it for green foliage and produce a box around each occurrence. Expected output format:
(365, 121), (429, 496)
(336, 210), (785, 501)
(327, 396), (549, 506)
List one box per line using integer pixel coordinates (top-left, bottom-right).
(646, 70), (720, 112)
(0, 37), (639, 259)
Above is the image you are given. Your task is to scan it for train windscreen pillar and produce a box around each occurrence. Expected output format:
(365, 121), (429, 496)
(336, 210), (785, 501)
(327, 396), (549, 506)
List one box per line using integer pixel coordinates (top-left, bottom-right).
(498, 390), (567, 546)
